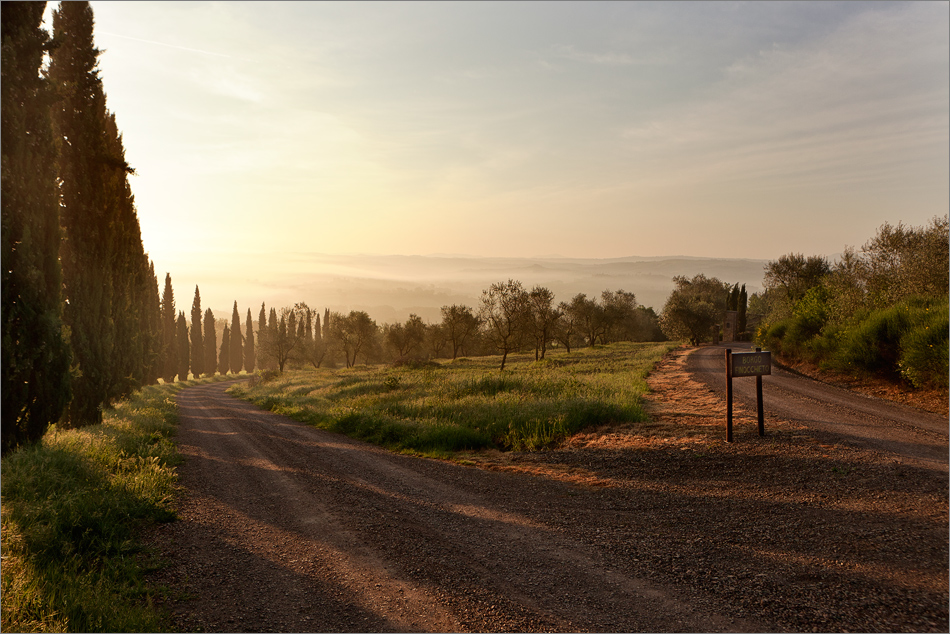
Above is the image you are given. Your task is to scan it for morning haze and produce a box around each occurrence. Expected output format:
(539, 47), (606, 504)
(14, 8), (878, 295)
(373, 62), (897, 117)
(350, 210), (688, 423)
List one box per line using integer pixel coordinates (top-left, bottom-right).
(74, 0), (946, 312)
(185, 252), (768, 324)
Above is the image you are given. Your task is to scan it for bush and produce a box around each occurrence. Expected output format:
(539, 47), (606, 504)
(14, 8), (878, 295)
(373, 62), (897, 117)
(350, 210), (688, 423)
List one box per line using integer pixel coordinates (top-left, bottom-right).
(833, 304), (912, 379)
(898, 299), (949, 388)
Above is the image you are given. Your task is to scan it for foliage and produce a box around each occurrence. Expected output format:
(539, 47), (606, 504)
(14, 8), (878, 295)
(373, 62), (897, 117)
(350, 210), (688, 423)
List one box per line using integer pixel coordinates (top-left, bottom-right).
(0, 380), (191, 632)
(160, 273), (176, 384)
(659, 274), (729, 344)
(203, 307), (217, 377)
(176, 311), (189, 381)
(441, 304), (481, 359)
(244, 308), (255, 373)
(189, 287), (204, 378)
(229, 301), (243, 374)
(230, 342), (676, 457)
(756, 219), (949, 388)
(479, 279), (530, 370)
(1, 2), (72, 454)
(218, 323), (230, 374)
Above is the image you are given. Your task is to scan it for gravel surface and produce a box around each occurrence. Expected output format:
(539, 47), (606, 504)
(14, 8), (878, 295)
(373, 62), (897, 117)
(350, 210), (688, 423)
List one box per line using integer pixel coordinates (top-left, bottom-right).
(146, 347), (948, 632)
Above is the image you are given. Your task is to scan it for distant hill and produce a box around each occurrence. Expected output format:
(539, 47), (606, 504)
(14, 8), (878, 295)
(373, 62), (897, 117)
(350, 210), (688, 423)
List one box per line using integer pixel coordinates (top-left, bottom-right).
(215, 253), (768, 324)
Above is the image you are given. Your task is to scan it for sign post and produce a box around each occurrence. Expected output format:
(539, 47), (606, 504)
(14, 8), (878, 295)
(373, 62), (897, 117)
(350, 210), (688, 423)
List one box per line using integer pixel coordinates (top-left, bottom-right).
(724, 347), (770, 442)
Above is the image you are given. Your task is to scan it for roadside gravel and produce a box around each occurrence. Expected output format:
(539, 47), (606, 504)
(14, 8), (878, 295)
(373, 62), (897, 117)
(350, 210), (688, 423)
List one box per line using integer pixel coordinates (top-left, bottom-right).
(146, 348), (948, 632)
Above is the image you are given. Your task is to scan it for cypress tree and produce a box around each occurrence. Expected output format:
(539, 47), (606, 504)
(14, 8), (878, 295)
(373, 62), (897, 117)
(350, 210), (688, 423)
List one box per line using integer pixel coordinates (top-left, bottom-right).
(266, 307), (278, 370)
(143, 260), (162, 385)
(314, 312), (321, 344)
(305, 309), (313, 341)
(160, 273), (177, 383)
(49, 1), (115, 425)
(323, 308), (330, 340)
(102, 110), (146, 401)
(229, 301), (242, 374)
(190, 286), (203, 378)
(1, 1), (72, 452)
(287, 310), (297, 346)
(219, 323), (230, 375)
(245, 308), (255, 372)
(203, 308), (217, 377)
(737, 284), (748, 335)
(176, 311), (189, 381)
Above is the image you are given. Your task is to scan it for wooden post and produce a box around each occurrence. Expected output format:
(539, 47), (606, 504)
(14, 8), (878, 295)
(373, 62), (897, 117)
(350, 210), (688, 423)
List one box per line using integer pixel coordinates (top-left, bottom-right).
(755, 347), (765, 436)
(725, 348), (733, 442)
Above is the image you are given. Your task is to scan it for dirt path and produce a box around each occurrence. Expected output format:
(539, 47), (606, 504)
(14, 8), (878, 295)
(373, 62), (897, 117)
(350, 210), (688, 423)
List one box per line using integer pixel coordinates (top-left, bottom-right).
(148, 381), (756, 632)
(687, 343), (948, 472)
(147, 353), (948, 632)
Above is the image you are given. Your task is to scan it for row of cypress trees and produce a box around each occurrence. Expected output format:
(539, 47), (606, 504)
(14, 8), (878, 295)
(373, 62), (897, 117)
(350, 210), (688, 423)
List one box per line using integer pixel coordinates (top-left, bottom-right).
(2, 2), (163, 453)
(158, 281), (260, 382)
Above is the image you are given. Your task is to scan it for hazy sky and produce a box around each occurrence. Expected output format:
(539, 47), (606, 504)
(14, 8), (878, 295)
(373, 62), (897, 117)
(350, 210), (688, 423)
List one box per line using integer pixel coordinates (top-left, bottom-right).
(45, 1), (949, 312)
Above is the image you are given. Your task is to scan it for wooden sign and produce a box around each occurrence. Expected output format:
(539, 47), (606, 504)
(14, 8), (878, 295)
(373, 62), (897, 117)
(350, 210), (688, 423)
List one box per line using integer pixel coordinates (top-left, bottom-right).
(730, 351), (771, 377)
(725, 348), (769, 442)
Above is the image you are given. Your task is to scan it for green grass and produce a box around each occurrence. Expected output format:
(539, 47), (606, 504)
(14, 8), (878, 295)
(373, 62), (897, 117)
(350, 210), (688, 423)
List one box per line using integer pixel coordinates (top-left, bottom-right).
(0, 374), (232, 633)
(230, 342), (677, 456)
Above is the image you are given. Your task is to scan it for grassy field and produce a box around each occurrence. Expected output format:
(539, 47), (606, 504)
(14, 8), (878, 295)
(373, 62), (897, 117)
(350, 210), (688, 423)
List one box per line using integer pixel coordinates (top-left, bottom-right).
(230, 342), (678, 457)
(0, 375), (234, 633)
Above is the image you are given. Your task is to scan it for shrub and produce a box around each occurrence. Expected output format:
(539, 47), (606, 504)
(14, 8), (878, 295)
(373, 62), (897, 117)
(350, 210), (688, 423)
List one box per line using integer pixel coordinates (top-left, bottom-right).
(898, 299), (949, 388)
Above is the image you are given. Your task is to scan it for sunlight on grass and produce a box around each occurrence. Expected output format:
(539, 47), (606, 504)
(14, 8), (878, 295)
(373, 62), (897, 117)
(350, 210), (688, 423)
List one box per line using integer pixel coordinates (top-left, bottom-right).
(0, 375), (231, 633)
(230, 342), (677, 456)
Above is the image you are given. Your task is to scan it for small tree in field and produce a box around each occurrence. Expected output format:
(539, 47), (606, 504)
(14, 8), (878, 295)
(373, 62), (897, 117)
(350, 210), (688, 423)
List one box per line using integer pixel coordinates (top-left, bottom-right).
(480, 279), (530, 371)
(329, 310), (378, 368)
(441, 304), (480, 359)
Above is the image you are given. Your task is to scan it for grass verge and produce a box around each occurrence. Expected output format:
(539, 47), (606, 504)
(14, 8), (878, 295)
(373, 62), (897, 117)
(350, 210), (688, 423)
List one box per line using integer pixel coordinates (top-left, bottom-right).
(0, 375), (232, 633)
(230, 342), (677, 457)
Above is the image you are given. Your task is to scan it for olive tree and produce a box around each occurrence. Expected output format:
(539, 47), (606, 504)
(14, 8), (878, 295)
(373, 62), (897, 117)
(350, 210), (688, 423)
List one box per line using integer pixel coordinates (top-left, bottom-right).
(659, 274), (730, 345)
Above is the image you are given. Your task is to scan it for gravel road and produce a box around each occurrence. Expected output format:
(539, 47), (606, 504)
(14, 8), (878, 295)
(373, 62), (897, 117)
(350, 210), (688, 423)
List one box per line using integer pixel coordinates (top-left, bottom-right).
(149, 381), (756, 632)
(688, 343), (948, 472)
(147, 351), (948, 632)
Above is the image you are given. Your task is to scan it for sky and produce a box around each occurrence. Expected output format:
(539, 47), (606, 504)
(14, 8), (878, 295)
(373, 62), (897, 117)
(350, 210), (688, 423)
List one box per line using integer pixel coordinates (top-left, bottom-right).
(42, 1), (949, 314)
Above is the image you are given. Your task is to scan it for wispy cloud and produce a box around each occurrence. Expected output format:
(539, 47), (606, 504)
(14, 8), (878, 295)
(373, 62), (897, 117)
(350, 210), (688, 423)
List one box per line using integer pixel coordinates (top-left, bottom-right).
(96, 30), (233, 59)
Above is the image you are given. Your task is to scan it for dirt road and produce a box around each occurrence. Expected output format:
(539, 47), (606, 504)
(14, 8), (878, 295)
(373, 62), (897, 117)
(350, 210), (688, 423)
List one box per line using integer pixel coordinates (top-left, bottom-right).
(149, 381), (756, 632)
(688, 343), (948, 472)
(147, 356), (948, 632)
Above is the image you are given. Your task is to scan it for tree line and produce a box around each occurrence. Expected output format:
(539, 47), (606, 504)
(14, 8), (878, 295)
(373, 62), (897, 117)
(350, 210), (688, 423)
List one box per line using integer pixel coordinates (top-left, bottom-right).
(755, 217), (948, 387)
(151, 281), (667, 379)
(2, 2), (166, 453)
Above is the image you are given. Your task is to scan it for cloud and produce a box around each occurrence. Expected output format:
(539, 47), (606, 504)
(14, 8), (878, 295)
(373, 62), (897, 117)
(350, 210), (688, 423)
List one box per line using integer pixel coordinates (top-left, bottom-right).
(618, 2), (948, 191)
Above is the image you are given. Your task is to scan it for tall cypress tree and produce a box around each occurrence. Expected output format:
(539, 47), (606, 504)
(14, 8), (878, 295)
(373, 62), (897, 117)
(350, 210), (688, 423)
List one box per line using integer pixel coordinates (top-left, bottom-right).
(142, 260), (162, 385)
(190, 286), (203, 378)
(176, 311), (189, 381)
(203, 307), (217, 377)
(1, 1), (72, 452)
(244, 308), (255, 372)
(229, 301), (242, 374)
(49, 1), (115, 425)
(101, 110), (147, 401)
(737, 284), (748, 335)
(266, 306), (278, 370)
(219, 323), (230, 375)
(160, 273), (177, 383)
